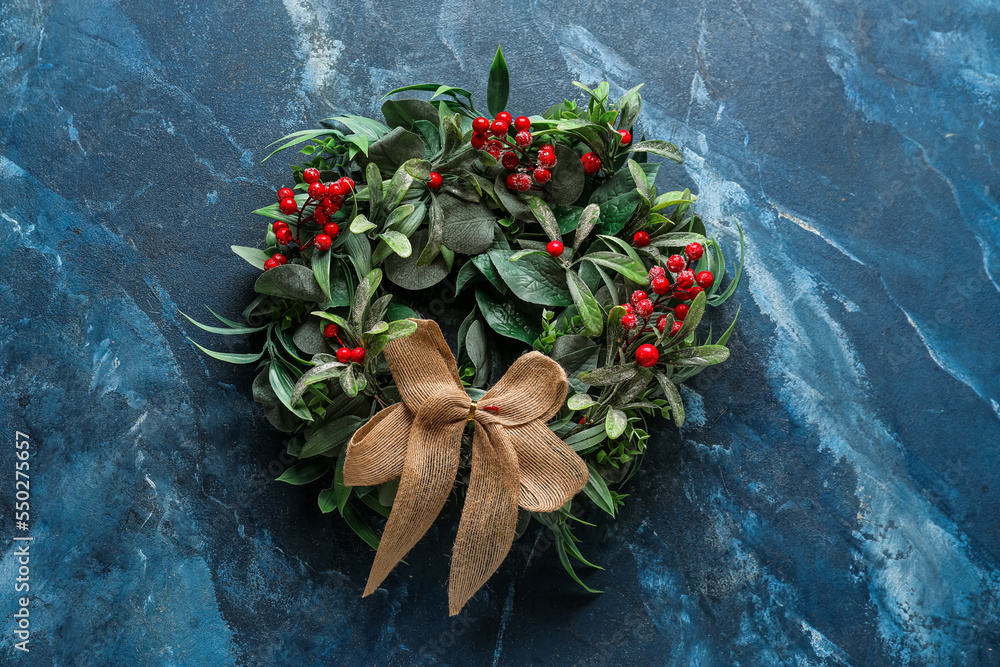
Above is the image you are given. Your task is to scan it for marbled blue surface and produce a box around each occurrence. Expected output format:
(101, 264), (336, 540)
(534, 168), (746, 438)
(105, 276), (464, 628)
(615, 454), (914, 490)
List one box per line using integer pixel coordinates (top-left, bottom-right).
(2, 0), (999, 664)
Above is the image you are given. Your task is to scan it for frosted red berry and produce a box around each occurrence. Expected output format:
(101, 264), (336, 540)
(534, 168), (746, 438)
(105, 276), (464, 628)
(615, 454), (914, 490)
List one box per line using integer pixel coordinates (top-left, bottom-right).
(696, 271), (714, 288)
(656, 314), (668, 333)
(674, 303), (689, 320)
(533, 167), (551, 184)
(622, 303), (634, 315)
(279, 197), (298, 215)
(264, 257), (279, 271)
(670, 320), (683, 336)
(685, 242), (704, 261)
(323, 323), (339, 338)
(676, 270), (695, 289)
(633, 231), (650, 247)
(323, 197), (342, 215)
(688, 285), (704, 299)
(323, 222), (340, 238)
(546, 240), (564, 257)
(515, 131), (532, 148)
(471, 132), (488, 150)
(496, 111), (513, 125)
(273, 253), (288, 265)
(313, 234), (332, 251)
(507, 172), (531, 192)
(537, 150), (556, 168)
(581, 152), (602, 175)
(308, 182), (326, 198)
(276, 227), (293, 245)
(630, 290), (648, 307)
(277, 187), (295, 200)
(336, 347), (351, 363)
(303, 168), (321, 184)
(648, 266), (666, 281)
(313, 208), (329, 225)
(651, 276), (670, 295)
(666, 254), (686, 273)
(635, 344), (659, 368)
(325, 182), (344, 198)
(635, 298), (654, 318)
(428, 172), (443, 189)
(350, 347), (366, 364)
(338, 177), (355, 192)
(622, 313), (638, 330)
(618, 129), (632, 145)
(491, 119), (509, 136)
(473, 116), (490, 133)
(513, 116), (531, 132)
(501, 151), (520, 170)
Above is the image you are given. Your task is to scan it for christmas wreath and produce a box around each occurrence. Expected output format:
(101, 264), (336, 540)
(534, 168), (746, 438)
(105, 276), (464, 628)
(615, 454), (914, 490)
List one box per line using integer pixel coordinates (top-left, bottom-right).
(187, 47), (743, 615)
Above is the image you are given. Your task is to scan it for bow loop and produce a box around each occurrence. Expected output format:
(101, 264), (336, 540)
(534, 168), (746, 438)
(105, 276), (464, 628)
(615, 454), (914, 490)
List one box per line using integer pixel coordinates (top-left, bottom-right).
(343, 319), (588, 615)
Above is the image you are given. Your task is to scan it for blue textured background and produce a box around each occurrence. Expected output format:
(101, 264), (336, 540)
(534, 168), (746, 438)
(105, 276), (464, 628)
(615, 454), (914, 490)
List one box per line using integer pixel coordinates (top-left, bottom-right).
(2, 0), (999, 664)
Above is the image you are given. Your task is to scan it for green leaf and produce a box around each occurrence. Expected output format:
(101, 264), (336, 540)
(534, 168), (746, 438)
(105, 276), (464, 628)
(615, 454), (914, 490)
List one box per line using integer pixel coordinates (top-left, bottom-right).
(350, 214), (377, 233)
(252, 367), (298, 432)
(492, 173), (534, 221)
(402, 158), (432, 182)
(522, 195), (562, 241)
(311, 246), (333, 302)
(653, 370), (685, 427)
(554, 533), (602, 593)
(179, 310), (266, 336)
(417, 193), (444, 266)
(291, 361), (345, 406)
(489, 250), (572, 306)
(550, 143), (585, 206)
(627, 159), (651, 201)
(263, 128), (339, 161)
(383, 167), (414, 211)
(475, 288), (541, 345)
(630, 140), (683, 163)
(508, 249), (549, 261)
(590, 163), (659, 235)
(439, 194), (496, 255)
(487, 45), (510, 118)
(299, 415), (366, 458)
(567, 393), (595, 410)
(605, 408), (627, 439)
(578, 362), (639, 387)
(381, 98), (439, 130)
(581, 252), (648, 284)
(583, 464), (616, 517)
(269, 362), (312, 420)
(379, 231), (412, 258)
(596, 234), (644, 267)
(367, 126), (427, 173)
(329, 114), (390, 140)
(385, 229), (449, 290)
(339, 364), (361, 397)
(573, 204), (601, 250)
(276, 458), (331, 485)
(311, 310), (352, 333)
(562, 425), (607, 452)
(344, 224), (373, 281)
(386, 318), (418, 341)
(342, 503), (380, 550)
(649, 232), (708, 248)
(670, 291), (707, 343)
(333, 447), (351, 513)
(651, 189), (697, 211)
(566, 269), (603, 336)
(661, 345), (730, 367)
(365, 162), (383, 209)
(231, 245), (270, 270)
(188, 339), (265, 364)
(254, 263), (328, 302)
(465, 319), (490, 387)
(350, 268), (383, 332)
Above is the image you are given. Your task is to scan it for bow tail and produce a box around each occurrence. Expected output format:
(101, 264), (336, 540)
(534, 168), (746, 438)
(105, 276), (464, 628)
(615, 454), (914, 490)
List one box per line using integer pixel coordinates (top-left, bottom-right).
(363, 397), (464, 597)
(448, 422), (520, 616)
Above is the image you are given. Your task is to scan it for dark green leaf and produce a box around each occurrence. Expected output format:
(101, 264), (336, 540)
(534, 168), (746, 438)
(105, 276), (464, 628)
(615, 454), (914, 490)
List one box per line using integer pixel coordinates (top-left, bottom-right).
(550, 143), (585, 206)
(252, 366), (298, 432)
(299, 415), (365, 458)
(342, 503), (380, 550)
(583, 464), (616, 516)
(276, 458), (331, 485)
(440, 194), (496, 255)
(661, 345), (730, 367)
(487, 45), (510, 118)
(572, 204), (601, 250)
(653, 370), (685, 427)
(581, 252), (648, 284)
(523, 195), (562, 241)
(386, 229), (449, 289)
(189, 339), (265, 364)
(367, 127), (426, 173)
(566, 269), (603, 336)
(630, 140), (682, 163)
(475, 288), (541, 345)
(381, 98), (439, 130)
(254, 264), (328, 302)
(417, 194), (444, 266)
(489, 250), (572, 306)
(579, 362), (640, 386)
(350, 268), (382, 332)
(563, 425), (608, 452)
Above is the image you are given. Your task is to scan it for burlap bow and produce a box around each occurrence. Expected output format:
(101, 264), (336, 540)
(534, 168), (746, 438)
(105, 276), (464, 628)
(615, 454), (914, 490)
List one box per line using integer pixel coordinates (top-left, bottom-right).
(343, 319), (589, 615)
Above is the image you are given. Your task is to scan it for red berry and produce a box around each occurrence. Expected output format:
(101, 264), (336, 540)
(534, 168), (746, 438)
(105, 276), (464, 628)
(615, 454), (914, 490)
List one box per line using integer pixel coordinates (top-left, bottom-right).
(674, 303), (689, 320)
(633, 231), (650, 247)
(273, 253), (288, 265)
(670, 320), (684, 336)
(685, 242), (704, 261)
(472, 116), (490, 133)
(618, 129), (632, 145)
(648, 266), (666, 280)
(323, 196), (342, 215)
(336, 347), (351, 363)
(696, 271), (714, 288)
(581, 152), (602, 175)
(496, 111), (513, 125)
(326, 182), (344, 198)
(536, 149), (556, 168)
(279, 197), (298, 215)
(513, 116), (531, 132)
(688, 285), (705, 299)
(635, 344), (659, 368)
(491, 119), (509, 136)
(546, 240), (564, 257)
(630, 290), (647, 307)
(635, 298), (653, 318)
(471, 132), (488, 150)
(338, 177), (356, 192)
(276, 227), (294, 245)
(323, 222), (340, 238)
(673, 290), (691, 302)
(666, 254), (686, 273)
(272, 220), (288, 232)
(622, 313), (638, 330)
(263, 257), (279, 271)
(323, 323), (339, 338)
(350, 347), (366, 364)
(507, 172), (531, 192)
(651, 276), (670, 295)
(622, 303), (634, 315)
(533, 167), (551, 184)
(428, 172), (443, 189)
(515, 131), (532, 148)
(314, 208), (329, 225)
(539, 143), (554, 152)
(656, 314), (668, 333)
(676, 270), (695, 289)
(308, 182), (326, 198)
(277, 187), (295, 200)
(303, 168), (321, 184)
(501, 151), (520, 170)
(313, 234), (332, 251)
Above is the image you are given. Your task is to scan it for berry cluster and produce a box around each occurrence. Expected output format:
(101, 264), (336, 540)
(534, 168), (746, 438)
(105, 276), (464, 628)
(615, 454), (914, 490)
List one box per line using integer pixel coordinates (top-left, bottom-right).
(620, 242), (715, 368)
(470, 112), (556, 192)
(266, 169), (355, 270)
(321, 322), (367, 365)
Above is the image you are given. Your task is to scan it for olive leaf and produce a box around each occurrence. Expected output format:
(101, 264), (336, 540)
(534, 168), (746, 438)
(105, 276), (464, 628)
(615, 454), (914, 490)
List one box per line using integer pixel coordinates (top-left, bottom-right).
(630, 140), (682, 164)
(661, 345), (730, 367)
(573, 204), (601, 250)
(578, 362), (639, 386)
(350, 268), (382, 332)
